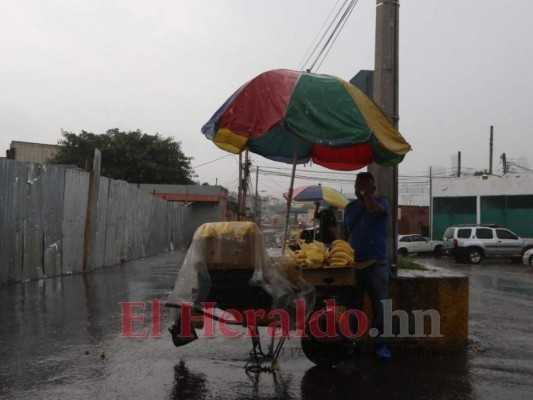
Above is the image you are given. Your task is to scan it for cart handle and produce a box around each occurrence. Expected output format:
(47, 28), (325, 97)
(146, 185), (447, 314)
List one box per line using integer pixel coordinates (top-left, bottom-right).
(163, 301), (246, 326)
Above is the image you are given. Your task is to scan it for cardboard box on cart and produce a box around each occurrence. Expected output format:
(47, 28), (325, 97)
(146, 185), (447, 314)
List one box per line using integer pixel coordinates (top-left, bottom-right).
(201, 234), (258, 270)
(196, 222), (269, 310)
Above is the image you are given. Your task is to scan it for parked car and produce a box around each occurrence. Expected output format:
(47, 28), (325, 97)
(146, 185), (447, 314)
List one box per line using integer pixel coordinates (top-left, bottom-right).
(397, 234), (443, 257)
(523, 248), (533, 268)
(442, 224), (533, 264)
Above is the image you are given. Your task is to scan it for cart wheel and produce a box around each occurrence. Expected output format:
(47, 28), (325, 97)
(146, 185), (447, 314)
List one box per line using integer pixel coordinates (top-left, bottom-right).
(300, 314), (346, 367)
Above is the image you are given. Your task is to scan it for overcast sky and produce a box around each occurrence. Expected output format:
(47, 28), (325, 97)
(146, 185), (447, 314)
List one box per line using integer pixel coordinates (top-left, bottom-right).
(2, 0), (532, 199)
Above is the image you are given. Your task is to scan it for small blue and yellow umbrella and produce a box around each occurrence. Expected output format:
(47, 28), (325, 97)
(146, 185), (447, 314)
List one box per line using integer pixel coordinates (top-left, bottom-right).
(283, 185), (349, 209)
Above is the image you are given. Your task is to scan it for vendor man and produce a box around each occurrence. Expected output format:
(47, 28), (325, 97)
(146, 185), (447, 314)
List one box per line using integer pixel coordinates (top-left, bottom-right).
(341, 171), (391, 360)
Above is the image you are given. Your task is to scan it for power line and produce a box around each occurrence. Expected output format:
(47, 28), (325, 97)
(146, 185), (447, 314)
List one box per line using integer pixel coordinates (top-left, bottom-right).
(300, 0), (359, 73)
(308, 0), (358, 72)
(297, 0), (343, 71)
(258, 179), (286, 196)
(255, 164), (356, 176)
(509, 162), (533, 172)
(315, 0), (359, 72)
(258, 165), (440, 183)
(192, 154), (234, 169)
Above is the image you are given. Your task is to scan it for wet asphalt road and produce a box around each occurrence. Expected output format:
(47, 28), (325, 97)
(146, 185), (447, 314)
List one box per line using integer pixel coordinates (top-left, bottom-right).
(1, 253), (532, 399)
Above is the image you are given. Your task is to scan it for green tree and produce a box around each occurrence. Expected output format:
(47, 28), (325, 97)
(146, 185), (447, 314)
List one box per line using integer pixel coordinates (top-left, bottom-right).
(49, 129), (197, 184)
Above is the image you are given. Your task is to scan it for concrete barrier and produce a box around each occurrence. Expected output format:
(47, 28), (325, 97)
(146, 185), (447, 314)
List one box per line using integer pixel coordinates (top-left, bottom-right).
(372, 264), (469, 351)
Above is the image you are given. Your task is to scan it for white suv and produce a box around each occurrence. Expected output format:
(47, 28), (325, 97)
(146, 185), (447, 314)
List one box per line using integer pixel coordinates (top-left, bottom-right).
(442, 224), (533, 264)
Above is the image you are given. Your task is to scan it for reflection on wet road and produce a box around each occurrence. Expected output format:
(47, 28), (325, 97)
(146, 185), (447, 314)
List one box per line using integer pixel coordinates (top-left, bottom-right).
(0, 253), (532, 399)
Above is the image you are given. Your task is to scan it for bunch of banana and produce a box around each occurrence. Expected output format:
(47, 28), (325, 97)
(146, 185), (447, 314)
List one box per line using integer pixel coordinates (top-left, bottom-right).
(289, 240), (327, 269)
(195, 222), (256, 238)
(215, 221), (255, 237)
(325, 240), (355, 266)
(195, 223), (219, 238)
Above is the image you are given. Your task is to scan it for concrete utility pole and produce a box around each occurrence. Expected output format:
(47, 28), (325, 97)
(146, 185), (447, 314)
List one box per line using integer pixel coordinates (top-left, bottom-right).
(457, 151), (461, 177)
(255, 167), (260, 226)
(240, 150), (250, 217)
(369, 0), (400, 268)
(238, 152), (243, 215)
(429, 166), (434, 239)
(489, 126), (494, 175)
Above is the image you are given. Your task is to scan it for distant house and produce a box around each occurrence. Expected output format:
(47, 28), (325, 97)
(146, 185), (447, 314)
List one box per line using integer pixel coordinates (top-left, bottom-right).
(137, 184), (236, 223)
(398, 205), (430, 237)
(5, 141), (60, 164)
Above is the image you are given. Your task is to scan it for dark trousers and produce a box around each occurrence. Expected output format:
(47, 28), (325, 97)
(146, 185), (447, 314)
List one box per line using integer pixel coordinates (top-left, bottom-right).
(350, 260), (390, 341)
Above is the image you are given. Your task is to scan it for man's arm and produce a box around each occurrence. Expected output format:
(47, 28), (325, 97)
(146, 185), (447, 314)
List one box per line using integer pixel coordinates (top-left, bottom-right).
(314, 202), (320, 219)
(341, 226), (349, 241)
(327, 215), (338, 239)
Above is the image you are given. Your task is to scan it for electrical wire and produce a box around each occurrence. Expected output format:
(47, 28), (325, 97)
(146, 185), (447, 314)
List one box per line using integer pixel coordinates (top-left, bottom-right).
(314, 0), (359, 72)
(295, 0), (360, 73)
(509, 162), (533, 172)
(307, 0), (358, 72)
(299, 0), (349, 71)
(257, 180), (285, 197)
(297, 0), (344, 71)
(192, 154), (234, 169)
(255, 164), (356, 176)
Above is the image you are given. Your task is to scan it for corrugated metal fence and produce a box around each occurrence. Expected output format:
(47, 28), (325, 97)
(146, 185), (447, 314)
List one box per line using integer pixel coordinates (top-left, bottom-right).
(0, 159), (196, 284)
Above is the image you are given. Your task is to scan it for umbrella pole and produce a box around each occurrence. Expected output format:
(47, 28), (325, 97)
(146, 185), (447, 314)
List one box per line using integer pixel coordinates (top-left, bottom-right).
(282, 142), (299, 255)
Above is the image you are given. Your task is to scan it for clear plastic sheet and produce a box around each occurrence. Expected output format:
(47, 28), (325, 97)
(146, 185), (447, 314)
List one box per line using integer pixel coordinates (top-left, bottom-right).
(167, 222), (316, 326)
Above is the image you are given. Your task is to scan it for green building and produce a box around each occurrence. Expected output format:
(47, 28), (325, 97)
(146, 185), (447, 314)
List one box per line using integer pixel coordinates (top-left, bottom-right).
(431, 174), (533, 239)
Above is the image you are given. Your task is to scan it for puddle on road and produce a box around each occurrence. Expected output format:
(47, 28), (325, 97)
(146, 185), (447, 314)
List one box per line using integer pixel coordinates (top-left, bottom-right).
(2, 251), (532, 399)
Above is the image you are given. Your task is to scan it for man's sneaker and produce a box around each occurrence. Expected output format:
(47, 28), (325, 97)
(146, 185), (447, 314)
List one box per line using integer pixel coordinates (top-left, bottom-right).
(376, 345), (391, 360)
